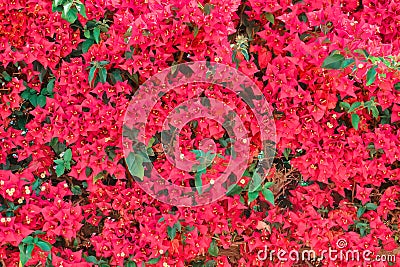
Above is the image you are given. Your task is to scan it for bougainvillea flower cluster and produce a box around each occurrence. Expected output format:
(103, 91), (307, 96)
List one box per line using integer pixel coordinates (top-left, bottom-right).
(0, 0), (399, 266)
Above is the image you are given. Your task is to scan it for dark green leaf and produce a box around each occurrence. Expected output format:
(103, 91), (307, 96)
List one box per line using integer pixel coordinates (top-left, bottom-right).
(84, 255), (99, 264)
(365, 203), (377, 210)
(146, 257), (161, 264)
(167, 225), (176, 240)
(193, 25), (199, 38)
(29, 94), (38, 107)
(208, 239), (219, 257)
(88, 66), (96, 86)
(283, 148), (291, 160)
(37, 95), (46, 107)
(357, 206), (366, 218)
(46, 79), (55, 95)
(354, 49), (369, 58)
(125, 261), (137, 267)
(322, 54), (345, 69)
(71, 185), (82, 195)
(205, 260), (216, 267)
(82, 39), (94, 53)
(351, 113), (360, 130)
(98, 68), (107, 83)
(394, 82), (400, 91)
(366, 65), (377, 86)
(203, 3), (213, 15)
(2, 71), (11, 81)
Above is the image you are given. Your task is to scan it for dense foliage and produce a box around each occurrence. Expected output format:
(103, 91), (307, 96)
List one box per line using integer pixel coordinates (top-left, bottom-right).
(0, 0), (399, 266)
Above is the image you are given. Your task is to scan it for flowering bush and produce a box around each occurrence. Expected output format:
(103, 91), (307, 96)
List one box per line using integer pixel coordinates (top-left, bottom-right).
(0, 0), (399, 266)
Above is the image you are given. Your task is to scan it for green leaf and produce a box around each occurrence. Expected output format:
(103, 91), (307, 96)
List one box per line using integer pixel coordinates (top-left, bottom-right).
(2, 71), (11, 81)
(54, 0), (64, 6)
(167, 225), (176, 240)
(126, 153), (144, 180)
(322, 54), (345, 69)
(394, 82), (400, 91)
(63, 7), (78, 23)
(264, 12), (274, 24)
(21, 89), (31, 100)
(125, 261), (137, 267)
(351, 113), (360, 130)
(55, 164), (65, 177)
(93, 27), (101, 44)
(84, 29), (91, 39)
(365, 203), (377, 210)
(37, 95), (46, 107)
(341, 58), (355, 68)
(226, 184), (243, 196)
(63, 149), (72, 162)
(29, 94), (38, 107)
(194, 169), (206, 195)
(19, 243), (34, 266)
(84, 255), (99, 264)
(98, 68), (107, 83)
(354, 49), (369, 58)
(263, 182), (274, 189)
(22, 236), (34, 244)
(46, 79), (55, 95)
(203, 3), (213, 15)
(339, 101), (351, 110)
(248, 173), (262, 192)
(63, 2), (72, 15)
(146, 257), (161, 264)
(78, 3), (87, 18)
(262, 188), (274, 205)
(53, 159), (64, 165)
(35, 240), (52, 251)
(208, 239), (219, 257)
(241, 50), (249, 61)
(357, 206), (366, 218)
(93, 171), (107, 183)
(71, 185), (82, 195)
(82, 39), (94, 53)
(371, 106), (379, 119)
(366, 65), (377, 86)
(247, 190), (259, 204)
(348, 102), (361, 113)
(283, 148), (291, 160)
(88, 66), (96, 86)
(193, 25), (199, 38)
